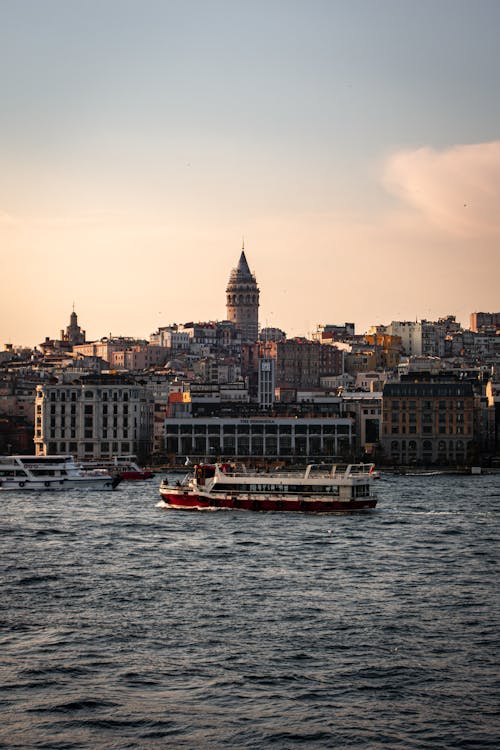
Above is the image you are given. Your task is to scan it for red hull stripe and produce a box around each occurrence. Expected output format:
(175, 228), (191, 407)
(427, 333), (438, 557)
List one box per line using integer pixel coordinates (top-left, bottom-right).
(120, 471), (154, 480)
(159, 492), (376, 512)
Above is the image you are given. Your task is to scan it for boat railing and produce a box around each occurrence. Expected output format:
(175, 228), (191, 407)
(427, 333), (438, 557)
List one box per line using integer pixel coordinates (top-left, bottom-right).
(214, 463), (375, 481)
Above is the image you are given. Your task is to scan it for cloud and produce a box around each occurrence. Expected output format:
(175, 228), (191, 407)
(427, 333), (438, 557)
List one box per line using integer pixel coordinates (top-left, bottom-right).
(383, 141), (500, 237)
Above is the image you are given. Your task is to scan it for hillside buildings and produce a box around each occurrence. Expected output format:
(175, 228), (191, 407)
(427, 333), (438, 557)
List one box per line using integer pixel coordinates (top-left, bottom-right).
(1, 255), (499, 467)
(40, 308), (86, 355)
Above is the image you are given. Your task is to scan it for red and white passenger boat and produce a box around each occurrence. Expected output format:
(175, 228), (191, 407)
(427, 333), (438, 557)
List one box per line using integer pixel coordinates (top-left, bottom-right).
(158, 462), (377, 513)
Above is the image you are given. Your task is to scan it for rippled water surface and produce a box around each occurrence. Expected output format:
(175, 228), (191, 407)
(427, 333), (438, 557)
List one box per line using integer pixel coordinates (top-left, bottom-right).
(2, 474), (500, 749)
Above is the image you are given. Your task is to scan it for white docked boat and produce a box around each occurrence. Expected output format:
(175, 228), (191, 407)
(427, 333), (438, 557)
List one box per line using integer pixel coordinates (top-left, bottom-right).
(0, 455), (122, 491)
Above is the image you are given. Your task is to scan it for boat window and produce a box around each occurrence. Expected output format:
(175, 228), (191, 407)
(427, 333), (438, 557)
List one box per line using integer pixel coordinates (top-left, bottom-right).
(354, 484), (370, 497)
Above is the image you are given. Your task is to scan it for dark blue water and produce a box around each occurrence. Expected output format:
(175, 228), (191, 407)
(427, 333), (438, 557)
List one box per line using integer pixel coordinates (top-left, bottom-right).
(1, 474), (499, 749)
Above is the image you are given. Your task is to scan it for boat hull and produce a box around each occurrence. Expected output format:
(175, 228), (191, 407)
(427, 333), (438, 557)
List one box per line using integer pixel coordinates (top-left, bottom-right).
(119, 470), (154, 481)
(159, 490), (376, 513)
(0, 476), (121, 491)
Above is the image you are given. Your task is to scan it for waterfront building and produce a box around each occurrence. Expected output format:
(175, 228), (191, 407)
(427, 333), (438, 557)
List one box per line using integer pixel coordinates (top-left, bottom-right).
(486, 375), (500, 458)
(34, 376), (154, 460)
(164, 415), (355, 462)
(381, 381), (475, 465)
(342, 391), (383, 454)
(226, 249), (260, 342)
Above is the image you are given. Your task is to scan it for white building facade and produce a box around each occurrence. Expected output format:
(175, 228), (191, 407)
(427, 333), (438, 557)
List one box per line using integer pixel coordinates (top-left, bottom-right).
(34, 377), (154, 460)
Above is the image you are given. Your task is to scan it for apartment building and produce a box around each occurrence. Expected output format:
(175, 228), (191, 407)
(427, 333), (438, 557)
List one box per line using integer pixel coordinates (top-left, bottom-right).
(164, 415), (355, 462)
(381, 381), (475, 465)
(34, 376), (154, 460)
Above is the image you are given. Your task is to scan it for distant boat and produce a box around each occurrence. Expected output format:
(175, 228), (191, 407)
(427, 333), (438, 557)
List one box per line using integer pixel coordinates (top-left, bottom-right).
(0, 455), (121, 491)
(81, 455), (154, 481)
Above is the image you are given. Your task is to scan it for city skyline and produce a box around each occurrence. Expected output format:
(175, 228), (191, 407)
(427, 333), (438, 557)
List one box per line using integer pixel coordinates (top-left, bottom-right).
(1, 1), (499, 347)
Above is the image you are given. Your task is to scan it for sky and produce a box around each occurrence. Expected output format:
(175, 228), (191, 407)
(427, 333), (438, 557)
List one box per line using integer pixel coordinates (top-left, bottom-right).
(1, 0), (499, 347)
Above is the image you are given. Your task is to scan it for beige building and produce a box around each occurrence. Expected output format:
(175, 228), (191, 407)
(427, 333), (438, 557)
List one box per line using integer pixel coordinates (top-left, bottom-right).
(381, 381), (475, 465)
(34, 376), (154, 461)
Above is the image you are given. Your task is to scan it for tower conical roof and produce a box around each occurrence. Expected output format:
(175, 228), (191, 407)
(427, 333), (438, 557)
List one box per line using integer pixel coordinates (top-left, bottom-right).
(237, 251), (251, 277)
(227, 250), (257, 288)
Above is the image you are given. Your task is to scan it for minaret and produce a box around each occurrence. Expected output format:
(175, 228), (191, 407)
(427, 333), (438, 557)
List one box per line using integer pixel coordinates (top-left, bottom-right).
(226, 245), (260, 341)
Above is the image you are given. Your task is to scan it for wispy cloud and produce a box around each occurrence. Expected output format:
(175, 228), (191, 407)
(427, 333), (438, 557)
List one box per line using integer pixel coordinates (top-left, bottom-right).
(383, 141), (500, 237)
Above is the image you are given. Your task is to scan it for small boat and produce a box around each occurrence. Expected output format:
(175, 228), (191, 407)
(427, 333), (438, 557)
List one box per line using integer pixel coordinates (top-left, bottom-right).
(110, 456), (154, 481)
(80, 456), (154, 481)
(0, 455), (122, 491)
(158, 462), (377, 513)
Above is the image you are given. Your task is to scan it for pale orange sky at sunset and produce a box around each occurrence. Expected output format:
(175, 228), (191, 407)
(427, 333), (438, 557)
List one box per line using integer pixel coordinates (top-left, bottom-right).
(1, 1), (499, 347)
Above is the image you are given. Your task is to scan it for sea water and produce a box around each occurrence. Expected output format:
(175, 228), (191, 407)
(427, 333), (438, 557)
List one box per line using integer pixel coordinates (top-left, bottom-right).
(1, 473), (499, 749)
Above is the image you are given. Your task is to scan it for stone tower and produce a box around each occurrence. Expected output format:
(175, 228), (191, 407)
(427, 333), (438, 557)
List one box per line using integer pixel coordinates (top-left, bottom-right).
(226, 247), (260, 342)
(60, 307), (86, 346)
